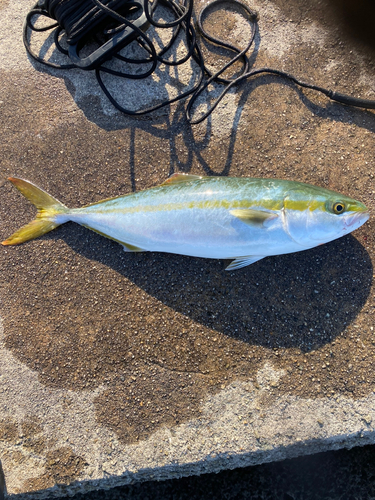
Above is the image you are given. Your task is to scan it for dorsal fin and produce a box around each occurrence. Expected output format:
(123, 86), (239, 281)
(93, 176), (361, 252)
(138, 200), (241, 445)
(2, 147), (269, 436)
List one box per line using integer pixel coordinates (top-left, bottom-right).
(160, 173), (207, 186)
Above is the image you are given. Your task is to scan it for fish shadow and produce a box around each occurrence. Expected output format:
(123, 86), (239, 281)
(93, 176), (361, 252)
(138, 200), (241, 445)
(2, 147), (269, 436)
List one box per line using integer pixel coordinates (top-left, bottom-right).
(58, 225), (372, 352)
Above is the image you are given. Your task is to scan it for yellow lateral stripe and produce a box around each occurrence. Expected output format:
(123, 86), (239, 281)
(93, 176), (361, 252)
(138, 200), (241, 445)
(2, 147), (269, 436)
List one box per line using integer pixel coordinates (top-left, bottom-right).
(284, 199), (326, 212)
(90, 198), (329, 214)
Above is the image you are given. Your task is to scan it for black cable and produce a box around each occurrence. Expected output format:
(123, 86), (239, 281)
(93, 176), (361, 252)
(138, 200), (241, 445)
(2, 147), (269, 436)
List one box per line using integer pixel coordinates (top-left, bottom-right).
(23, 0), (375, 123)
(89, 0), (159, 78)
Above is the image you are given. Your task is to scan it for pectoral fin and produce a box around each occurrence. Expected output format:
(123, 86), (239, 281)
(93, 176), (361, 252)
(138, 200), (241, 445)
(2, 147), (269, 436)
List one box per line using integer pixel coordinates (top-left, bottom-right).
(225, 255), (265, 271)
(230, 209), (278, 227)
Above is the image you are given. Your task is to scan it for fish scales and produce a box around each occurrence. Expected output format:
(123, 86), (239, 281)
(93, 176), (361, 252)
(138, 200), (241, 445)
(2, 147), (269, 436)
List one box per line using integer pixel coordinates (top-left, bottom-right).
(2, 174), (369, 270)
(71, 177), (286, 258)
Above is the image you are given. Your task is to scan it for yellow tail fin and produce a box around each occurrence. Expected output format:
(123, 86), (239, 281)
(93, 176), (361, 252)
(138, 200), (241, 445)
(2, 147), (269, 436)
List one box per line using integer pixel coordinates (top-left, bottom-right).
(2, 178), (69, 245)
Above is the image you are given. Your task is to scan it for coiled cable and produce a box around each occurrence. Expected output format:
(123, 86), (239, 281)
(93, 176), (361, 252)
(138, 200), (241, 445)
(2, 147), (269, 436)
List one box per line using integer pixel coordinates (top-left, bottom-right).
(23, 0), (375, 123)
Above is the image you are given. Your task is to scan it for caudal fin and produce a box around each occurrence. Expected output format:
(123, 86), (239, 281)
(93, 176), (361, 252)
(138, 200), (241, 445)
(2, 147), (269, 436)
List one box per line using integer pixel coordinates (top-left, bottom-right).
(2, 178), (69, 245)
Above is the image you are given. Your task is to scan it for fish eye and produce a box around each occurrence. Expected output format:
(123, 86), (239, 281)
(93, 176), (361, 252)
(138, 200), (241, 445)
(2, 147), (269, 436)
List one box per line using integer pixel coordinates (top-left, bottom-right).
(333, 202), (345, 214)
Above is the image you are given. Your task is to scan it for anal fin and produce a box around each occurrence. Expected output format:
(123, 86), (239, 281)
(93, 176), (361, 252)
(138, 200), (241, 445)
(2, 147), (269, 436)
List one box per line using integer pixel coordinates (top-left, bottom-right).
(81, 224), (145, 252)
(225, 255), (265, 271)
(122, 242), (145, 252)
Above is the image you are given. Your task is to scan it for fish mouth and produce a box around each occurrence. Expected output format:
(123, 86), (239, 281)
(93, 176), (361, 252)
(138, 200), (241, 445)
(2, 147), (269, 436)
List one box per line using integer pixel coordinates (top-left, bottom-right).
(345, 211), (370, 229)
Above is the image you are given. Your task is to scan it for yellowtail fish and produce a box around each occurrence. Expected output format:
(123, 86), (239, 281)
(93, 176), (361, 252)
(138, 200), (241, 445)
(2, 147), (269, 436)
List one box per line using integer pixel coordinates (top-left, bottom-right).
(2, 174), (369, 270)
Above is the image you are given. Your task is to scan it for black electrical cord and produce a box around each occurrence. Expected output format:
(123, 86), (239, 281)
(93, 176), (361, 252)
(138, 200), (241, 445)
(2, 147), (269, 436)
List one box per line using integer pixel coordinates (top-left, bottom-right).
(93, 0), (206, 115)
(23, 0), (375, 123)
(187, 0), (375, 123)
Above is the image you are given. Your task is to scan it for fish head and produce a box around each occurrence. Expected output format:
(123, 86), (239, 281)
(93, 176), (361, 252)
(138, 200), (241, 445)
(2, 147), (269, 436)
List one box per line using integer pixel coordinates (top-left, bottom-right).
(283, 184), (369, 248)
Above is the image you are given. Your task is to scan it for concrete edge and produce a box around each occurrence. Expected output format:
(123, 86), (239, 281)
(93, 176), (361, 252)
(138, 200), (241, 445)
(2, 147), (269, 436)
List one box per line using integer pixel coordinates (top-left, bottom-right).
(4, 429), (375, 499)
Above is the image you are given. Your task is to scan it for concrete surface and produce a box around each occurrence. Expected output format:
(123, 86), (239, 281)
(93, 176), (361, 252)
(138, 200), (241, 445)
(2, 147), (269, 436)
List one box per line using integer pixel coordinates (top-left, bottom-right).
(0, 0), (375, 497)
(58, 443), (375, 499)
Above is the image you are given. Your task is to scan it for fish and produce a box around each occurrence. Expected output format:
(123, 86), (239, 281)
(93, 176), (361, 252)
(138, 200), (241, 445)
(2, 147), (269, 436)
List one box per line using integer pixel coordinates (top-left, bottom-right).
(2, 174), (369, 270)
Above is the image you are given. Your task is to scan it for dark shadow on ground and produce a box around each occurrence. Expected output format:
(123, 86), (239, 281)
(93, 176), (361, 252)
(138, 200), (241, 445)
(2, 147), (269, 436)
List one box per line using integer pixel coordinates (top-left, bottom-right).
(64, 443), (375, 500)
(56, 226), (372, 351)
(272, 0), (375, 51)
(1, 201), (372, 443)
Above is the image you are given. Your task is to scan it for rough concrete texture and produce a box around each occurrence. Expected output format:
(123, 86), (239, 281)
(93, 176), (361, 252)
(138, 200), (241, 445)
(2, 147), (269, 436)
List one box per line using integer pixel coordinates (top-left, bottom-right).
(0, 0), (375, 497)
(49, 444), (375, 499)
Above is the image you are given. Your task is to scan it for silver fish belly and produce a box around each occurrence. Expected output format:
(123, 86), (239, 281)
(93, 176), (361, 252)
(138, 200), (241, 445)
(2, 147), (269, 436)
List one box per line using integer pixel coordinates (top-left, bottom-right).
(2, 174), (369, 270)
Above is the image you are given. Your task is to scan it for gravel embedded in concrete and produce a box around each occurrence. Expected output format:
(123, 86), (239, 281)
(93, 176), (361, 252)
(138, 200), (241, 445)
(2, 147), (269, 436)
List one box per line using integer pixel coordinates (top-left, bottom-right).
(0, 0), (375, 497)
